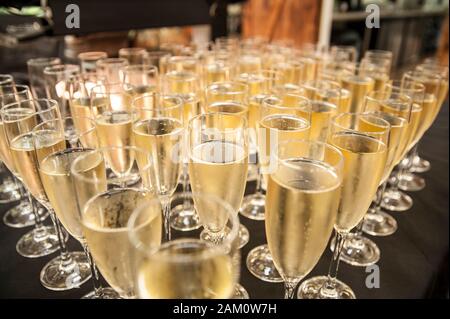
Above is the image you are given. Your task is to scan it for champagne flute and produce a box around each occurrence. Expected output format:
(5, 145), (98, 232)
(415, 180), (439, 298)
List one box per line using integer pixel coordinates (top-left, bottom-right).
(301, 80), (340, 142)
(363, 82), (425, 237)
(363, 50), (393, 73)
(27, 57), (61, 98)
(205, 82), (251, 248)
(39, 120), (119, 298)
(162, 71), (202, 231)
(246, 93), (311, 283)
(330, 45), (358, 63)
(238, 70), (283, 222)
(43, 64), (81, 119)
(78, 51), (108, 74)
(266, 139), (344, 298)
(90, 83), (135, 181)
(129, 192), (241, 299)
(339, 63), (376, 114)
(337, 87), (413, 267)
(96, 58), (129, 84)
(132, 93), (184, 241)
(1, 99), (61, 258)
(119, 47), (148, 65)
(71, 146), (154, 298)
(32, 118), (93, 290)
(146, 50), (172, 74)
(121, 65), (159, 97)
(188, 112), (249, 299)
(382, 71), (442, 212)
(0, 84), (41, 227)
(400, 64), (448, 186)
(298, 113), (389, 299)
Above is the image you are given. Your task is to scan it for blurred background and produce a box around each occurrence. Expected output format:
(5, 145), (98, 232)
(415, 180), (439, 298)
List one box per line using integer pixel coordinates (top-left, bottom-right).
(0, 0), (448, 80)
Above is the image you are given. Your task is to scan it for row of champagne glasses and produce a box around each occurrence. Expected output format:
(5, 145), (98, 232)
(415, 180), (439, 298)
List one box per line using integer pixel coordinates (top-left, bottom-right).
(0, 36), (447, 298)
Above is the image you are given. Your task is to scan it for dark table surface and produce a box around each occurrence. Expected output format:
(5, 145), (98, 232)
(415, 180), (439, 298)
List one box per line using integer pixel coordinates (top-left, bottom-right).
(0, 102), (448, 299)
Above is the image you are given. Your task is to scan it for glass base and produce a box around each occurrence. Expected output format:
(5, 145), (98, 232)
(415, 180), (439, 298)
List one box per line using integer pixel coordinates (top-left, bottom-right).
(0, 185), (21, 204)
(411, 156), (430, 173)
(381, 189), (413, 212)
(297, 276), (355, 299)
(40, 252), (92, 291)
(363, 210), (397, 236)
(82, 287), (121, 299)
(200, 224), (249, 249)
(331, 233), (380, 267)
(170, 204), (201, 231)
(233, 283), (250, 299)
(240, 193), (265, 221)
(398, 172), (425, 192)
(16, 226), (60, 258)
(238, 224), (250, 249)
(3, 203), (49, 228)
(246, 244), (283, 282)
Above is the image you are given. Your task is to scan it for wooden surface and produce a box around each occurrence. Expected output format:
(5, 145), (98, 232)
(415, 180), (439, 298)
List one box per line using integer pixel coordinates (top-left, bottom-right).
(242, 0), (320, 46)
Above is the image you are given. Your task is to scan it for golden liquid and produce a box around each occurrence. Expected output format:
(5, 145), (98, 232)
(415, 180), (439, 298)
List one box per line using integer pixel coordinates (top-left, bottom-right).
(125, 84), (157, 98)
(0, 122), (16, 173)
(206, 102), (249, 128)
(189, 141), (247, 232)
(137, 239), (234, 299)
(258, 114), (310, 174)
(10, 131), (65, 202)
(373, 74), (390, 92)
(266, 158), (341, 280)
(309, 102), (337, 142)
(404, 104), (422, 154)
(96, 111), (134, 176)
(237, 55), (262, 74)
(341, 76), (375, 113)
(82, 188), (160, 298)
(330, 132), (387, 232)
(165, 72), (198, 95)
(133, 118), (183, 195)
(69, 98), (98, 149)
(182, 94), (202, 126)
(40, 149), (104, 242)
(412, 97), (437, 144)
(204, 63), (231, 85)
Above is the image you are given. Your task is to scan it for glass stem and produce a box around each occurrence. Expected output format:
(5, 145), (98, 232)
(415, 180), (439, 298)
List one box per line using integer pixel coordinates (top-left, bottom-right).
(82, 242), (104, 298)
(48, 208), (72, 269)
(28, 194), (47, 239)
(373, 181), (388, 215)
(321, 230), (347, 298)
(160, 195), (171, 241)
(181, 163), (191, 211)
(284, 280), (298, 299)
(255, 151), (264, 195)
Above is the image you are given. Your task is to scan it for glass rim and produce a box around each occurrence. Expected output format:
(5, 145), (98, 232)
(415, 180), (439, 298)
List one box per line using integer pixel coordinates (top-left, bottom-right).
(206, 81), (249, 95)
(63, 116), (97, 134)
(331, 112), (391, 136)
(0, 74), (13, 84)
(43, 64), (80, 76)
(96, 57), (129, 66)
(387, 80), (425, 93)
(163, 70), (199, 82)
(70, 145), (152, 185)
(26, 57), (61, 66)
(262, 93), (311, 111)
(132, 92), (184, 111)
(363, 110), (409, 128)
(78, 51), (108, 61)
(128, 191), (240, 262)
(39, 147), (91, 176)
(121, 64), (158, 73)
(188, 112), (248, 132)
(1, 98), (59, 122)
(277, 139), (344, 176)
(90, 82), (133, 96)
(364, 49), (393, 58)
(0, 84), (31, 97)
